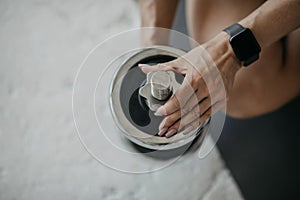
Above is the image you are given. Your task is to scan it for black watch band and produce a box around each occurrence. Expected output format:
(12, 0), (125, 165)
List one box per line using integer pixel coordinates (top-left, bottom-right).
(224, 23), (244, 36)
(224, 23), (261, 67)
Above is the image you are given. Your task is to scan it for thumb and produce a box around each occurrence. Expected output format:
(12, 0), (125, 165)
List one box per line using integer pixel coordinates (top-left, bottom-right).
(138, 63), (171, 74)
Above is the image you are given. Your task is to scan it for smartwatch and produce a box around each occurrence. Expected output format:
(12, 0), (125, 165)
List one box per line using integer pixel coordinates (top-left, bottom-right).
(224, 23), (261, 66)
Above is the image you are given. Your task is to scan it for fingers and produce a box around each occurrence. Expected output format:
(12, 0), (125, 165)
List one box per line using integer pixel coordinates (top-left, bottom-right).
(155, 72), (208, 116)
(158, 98), (208, 138)
(159, 98), (226, 138)
(158, 110), (181, 131)
(182, 108), (212, 134)
(154, 64), (219, 117)
(186, 99), (225, 130)
(210, 98), (226, 115)
(138, 63), (170, 73)
(170, 102), (206, 132)
(139, 56), (191, 74)
(157, 81), (219, 130)
(154, 75), (202, 116)
(162, 107), (208, 138)
(158, 96), (209, 131)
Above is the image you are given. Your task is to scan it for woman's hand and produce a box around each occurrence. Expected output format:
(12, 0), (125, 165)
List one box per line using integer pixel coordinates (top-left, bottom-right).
(139, 32), (242, 137)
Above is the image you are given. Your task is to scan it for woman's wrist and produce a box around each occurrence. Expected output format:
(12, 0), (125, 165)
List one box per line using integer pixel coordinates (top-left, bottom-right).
(204, 32), (242, 73)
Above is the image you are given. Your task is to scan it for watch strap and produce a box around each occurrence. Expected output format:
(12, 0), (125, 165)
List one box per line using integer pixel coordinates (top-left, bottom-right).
(224, 23), (244, 36)
(243, 54), (259, 66)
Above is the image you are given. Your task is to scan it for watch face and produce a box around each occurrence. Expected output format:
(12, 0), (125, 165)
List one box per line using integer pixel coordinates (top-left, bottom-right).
(230, 29), (261, 61)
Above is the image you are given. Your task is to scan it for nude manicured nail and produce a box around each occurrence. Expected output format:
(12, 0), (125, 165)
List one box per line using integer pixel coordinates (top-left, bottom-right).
(158, 128), (168, 136)
(138, 63), (151, 68)
(165, 129), (177, 138)
(154, 110), (163, 116)
(154, 106), (167, 116)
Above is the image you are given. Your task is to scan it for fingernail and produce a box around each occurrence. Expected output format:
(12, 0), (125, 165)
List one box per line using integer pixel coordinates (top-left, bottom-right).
(165, 129), (177, 138)
(158, 118), (167, 130)
(138, 63), (151, 68)
(183, 126), (194, 135)
(154, 106), (167, 116)
(154, 110), (163, 116)
(158, 127), (168, 136)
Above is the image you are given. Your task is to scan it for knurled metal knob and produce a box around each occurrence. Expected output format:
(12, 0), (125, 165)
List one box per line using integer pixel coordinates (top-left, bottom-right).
(150, 71), (172, 101)
(139, 70), (181, 111)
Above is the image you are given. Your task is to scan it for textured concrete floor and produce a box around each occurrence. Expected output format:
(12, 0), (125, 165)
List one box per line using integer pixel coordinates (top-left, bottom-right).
(0, 0), (243, 199)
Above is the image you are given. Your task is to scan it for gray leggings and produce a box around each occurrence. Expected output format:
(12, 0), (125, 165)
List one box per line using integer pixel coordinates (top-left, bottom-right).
(217, 96), (300, 200)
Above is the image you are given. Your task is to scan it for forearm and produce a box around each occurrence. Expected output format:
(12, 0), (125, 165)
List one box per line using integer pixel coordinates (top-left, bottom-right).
(239, 0), (300, 48)
(139, 0), (179, 45)
(139, 0), (178, 28)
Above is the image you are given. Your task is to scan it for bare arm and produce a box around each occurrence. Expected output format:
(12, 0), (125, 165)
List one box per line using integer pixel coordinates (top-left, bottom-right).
(139, 0), (300, 137)
(139, 0), (179, 45)
(240, 0), (300, 49)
